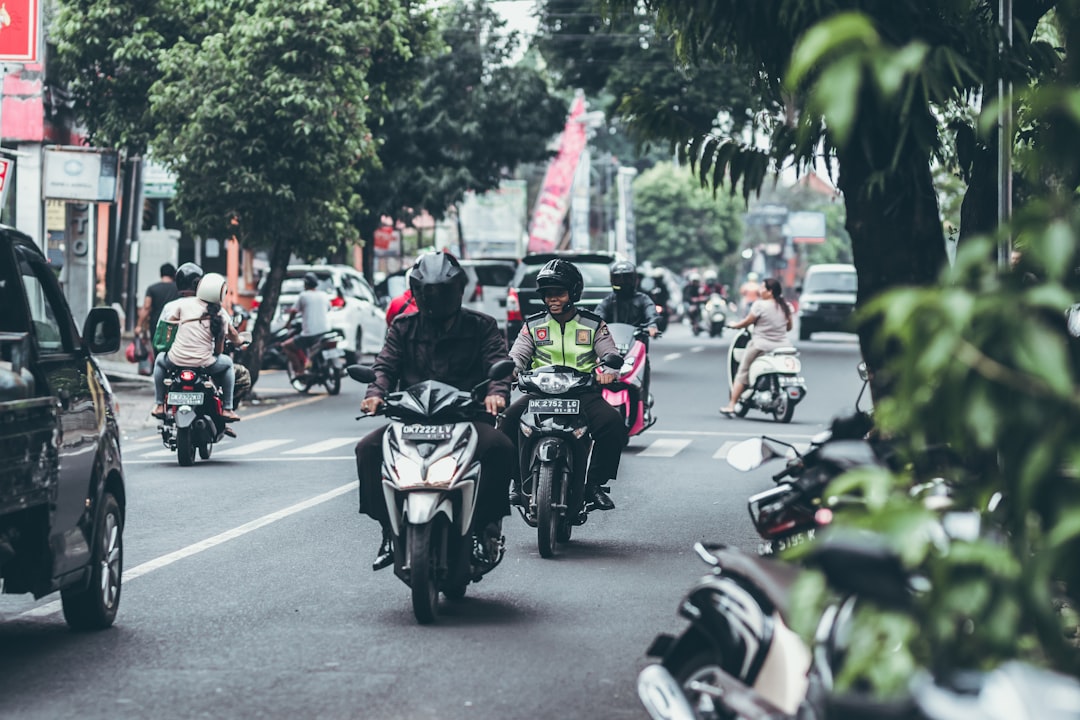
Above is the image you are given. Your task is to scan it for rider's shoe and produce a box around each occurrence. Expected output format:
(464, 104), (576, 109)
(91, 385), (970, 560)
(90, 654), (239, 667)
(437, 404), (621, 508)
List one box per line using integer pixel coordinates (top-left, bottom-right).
(508, 479), (526, 507)
(585, 485), (615, 511)
(373, 529), (394, 571)
(472, 520), (504, 569)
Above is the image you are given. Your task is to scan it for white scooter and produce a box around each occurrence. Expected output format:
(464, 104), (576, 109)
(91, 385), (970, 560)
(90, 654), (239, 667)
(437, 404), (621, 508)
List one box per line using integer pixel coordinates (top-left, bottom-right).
(727, 327), (806, 423)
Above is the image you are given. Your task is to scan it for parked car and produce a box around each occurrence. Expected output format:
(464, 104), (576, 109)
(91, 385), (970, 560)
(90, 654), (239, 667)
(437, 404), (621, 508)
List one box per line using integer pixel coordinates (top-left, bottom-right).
(0, 225), (126, 630)
(505, 252), (617, 341)
(255, 265), (387, 360)
(459, 258), (518, 329)
(796, 263), (858, 340)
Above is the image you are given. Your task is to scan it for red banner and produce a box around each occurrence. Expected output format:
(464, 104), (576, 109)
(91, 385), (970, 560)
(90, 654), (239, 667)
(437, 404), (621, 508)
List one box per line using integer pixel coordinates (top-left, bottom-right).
(0, 0), (39, 63)
(527, 94), (588, 254)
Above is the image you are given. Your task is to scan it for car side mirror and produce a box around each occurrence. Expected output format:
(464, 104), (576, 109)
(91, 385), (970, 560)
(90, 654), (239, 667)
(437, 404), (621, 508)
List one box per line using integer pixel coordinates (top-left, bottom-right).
(346, 365), (377, 383)
(82, 307), (121, 354)
(601, 352), (624, 369)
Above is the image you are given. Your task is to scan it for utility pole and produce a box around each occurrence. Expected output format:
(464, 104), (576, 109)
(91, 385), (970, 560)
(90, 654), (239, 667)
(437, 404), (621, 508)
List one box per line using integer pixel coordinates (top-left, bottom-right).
(997, 0), (1013, 269)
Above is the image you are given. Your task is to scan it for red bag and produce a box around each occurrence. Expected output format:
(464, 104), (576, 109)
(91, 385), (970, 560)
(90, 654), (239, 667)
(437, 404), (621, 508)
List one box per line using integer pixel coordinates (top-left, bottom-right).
(125, 341), (137, 363)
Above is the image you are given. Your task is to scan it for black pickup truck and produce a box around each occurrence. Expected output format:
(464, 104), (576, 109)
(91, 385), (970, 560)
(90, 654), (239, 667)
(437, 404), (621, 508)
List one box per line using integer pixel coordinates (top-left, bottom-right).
(0, 225), (126, 630)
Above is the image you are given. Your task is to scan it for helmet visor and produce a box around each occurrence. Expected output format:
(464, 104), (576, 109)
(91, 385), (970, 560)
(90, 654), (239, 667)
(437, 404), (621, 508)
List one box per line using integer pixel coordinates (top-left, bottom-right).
(416, 283), (463, 320)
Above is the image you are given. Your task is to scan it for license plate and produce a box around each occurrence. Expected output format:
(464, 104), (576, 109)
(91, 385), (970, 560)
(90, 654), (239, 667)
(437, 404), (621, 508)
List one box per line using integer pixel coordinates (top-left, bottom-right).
(322, 347), (345, 359)
(528, 398), (580, 414)
(401, 424), (454, 441)
(778, 375), (804, 386)
(167, 391), (205, 406)
(758, 529), (815, 556)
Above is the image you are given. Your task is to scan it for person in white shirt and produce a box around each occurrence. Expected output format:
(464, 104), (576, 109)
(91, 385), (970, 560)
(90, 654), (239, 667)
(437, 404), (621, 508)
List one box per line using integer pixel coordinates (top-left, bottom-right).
(151, 272), (245, 421)
(721, 277), (794, 416)
(283, 272), (331, 376)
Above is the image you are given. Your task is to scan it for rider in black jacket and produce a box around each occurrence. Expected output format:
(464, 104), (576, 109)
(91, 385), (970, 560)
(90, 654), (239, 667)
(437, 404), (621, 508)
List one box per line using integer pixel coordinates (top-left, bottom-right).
(594, 260), (660, 424)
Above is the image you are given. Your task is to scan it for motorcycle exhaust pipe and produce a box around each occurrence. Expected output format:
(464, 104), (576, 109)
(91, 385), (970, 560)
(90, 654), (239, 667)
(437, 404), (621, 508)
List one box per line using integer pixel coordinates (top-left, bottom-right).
(638, 664), (696, 720)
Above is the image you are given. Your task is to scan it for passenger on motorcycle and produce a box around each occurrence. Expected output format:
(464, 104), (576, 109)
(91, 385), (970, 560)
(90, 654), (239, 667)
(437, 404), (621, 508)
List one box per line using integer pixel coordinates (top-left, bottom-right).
(595, 260), (660, 418)
(282, 272), (331, 376)
(720, 277), (794, 416)
(355, 251), (515, 571)
(502, 258), (628, 511)
(151, 271), (245, 422)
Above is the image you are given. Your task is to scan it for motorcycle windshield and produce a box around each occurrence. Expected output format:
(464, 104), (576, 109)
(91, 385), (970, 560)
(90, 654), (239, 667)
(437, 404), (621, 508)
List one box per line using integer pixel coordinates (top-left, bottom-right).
(607, 323), (637, 355)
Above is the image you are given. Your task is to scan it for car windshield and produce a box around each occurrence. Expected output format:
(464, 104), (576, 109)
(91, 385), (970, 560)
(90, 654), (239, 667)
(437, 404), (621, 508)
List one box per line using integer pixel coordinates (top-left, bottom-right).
(519, 263), (611, 288)
(470, 264), (515, 286)
(804, 271), (856, 293)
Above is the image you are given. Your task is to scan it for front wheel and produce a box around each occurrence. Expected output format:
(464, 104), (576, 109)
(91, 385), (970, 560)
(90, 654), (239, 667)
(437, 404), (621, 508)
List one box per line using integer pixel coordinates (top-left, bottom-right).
(668, 651), (728, 716)
(287, 363), (311, 393)
(536, 462), (561, 558)
(61, 492), (123, 630)
(324, 365), (342, 395)
(407, 522), (440, 624)
(176, 427), (196, 466)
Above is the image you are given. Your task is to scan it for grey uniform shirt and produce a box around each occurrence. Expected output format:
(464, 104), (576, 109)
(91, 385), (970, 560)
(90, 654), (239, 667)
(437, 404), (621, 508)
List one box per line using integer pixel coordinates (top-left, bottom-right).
(295, 289), (331, 337)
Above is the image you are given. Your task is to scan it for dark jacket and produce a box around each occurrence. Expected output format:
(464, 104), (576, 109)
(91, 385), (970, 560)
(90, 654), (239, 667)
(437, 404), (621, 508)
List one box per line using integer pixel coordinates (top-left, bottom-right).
(594, 291), (660, 328)
(365, 308), (511, 402)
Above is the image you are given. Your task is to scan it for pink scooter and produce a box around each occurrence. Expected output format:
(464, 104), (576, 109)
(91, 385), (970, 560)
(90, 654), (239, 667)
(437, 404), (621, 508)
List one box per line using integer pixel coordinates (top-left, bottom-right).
(603, 323), (658, 437)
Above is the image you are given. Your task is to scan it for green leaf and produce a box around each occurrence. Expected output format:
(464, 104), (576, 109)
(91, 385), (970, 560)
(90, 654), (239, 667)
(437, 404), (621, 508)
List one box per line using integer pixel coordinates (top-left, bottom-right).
(787, 12), (878, 90)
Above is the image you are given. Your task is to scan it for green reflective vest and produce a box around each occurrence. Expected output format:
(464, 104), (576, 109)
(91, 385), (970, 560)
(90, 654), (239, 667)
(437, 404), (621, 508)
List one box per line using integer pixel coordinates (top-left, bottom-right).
(526, 311), (602, 371)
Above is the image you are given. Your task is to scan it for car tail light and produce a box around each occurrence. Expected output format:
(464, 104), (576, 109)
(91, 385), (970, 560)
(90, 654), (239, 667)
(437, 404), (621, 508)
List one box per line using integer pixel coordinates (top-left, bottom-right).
(470, 284), (483, 302)
(251, 298), (260, 311)
(507, 287), (522, 322)
(330, 296), (346, 309)
(180, 370), (196, 382)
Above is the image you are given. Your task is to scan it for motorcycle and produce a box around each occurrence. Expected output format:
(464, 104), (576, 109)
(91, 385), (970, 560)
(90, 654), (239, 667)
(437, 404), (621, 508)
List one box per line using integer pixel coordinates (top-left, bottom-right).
(704, 293), (736, 338)
(347, 359), (516, 624)
(516, 356), (622, 558)
(685, 298), (706, 336)
(285, 327), (347, 395)
(603, 323), (657, 437)
(726, 327), (806, 423)
(158, 334), (250, 467)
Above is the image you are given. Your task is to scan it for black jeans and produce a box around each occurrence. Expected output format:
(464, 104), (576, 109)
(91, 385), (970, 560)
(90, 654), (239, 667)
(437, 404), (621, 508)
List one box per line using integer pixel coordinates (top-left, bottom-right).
(355, 421), (514, 532)
(500, 391), (628, 487)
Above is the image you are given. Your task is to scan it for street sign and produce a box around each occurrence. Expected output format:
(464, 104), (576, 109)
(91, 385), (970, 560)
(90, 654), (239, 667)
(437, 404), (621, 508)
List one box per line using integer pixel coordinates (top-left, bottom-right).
(373, 226), (396, 251)
(0, 0), (39, 63)
(0, 157), (11, 212)
(787, 211), (826, 244)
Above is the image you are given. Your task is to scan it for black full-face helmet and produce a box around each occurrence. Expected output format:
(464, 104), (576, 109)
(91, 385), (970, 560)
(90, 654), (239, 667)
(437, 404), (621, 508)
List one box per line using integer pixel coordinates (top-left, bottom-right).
(610, 260), (638, 297)
(409, 251), (467, 321)
(535, 258), (584, 303)
(175, 262), (204, 294)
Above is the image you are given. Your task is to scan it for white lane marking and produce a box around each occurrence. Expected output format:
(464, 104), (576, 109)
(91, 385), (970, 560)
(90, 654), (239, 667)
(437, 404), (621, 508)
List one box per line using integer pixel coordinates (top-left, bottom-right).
(662, 353), (683, 361)
(638, 438), (692, 457)
(138, 448), (174, 458)
(650, 430), (817, 439)
(713, 441), (739, 459)
(214, 439), (293, 457)
(283, 437), (357, 455)
(18, 482), (356, 619)
(123, 456), (355, 465)
(690, 346), (705, 353)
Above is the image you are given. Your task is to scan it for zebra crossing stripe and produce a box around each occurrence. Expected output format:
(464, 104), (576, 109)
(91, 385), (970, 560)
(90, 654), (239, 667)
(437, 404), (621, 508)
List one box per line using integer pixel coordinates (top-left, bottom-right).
(283, 437), (357, 455)
(638, 438), (692, 457)
(214, 439), (294, 457)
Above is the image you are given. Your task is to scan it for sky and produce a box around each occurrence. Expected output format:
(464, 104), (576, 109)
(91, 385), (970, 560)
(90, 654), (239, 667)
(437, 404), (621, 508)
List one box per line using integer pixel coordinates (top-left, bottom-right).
(489, 0), (541, 39)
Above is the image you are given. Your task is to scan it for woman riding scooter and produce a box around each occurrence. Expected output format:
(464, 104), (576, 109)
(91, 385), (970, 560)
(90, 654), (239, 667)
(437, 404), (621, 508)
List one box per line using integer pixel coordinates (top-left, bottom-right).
(721, 277), (795, 417)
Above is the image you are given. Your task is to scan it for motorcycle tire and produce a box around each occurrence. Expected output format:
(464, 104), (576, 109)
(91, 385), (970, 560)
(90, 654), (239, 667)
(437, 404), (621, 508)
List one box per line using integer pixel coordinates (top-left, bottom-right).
(287, 364), (311, 393)
(734, 401), (750, 418)
(668, 651), (728, 714)
(407, 522), (440, 624)
(324, 365), (342, 396)
(199, 441), (212, 460)
(176, 427), (196, 466)
(773, 389), (795, 424)
(536, 463), (560, 558)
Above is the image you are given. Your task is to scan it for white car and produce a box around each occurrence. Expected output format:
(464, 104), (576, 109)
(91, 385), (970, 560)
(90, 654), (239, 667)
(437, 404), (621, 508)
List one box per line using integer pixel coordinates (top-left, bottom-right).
(255, 265), (387, 360)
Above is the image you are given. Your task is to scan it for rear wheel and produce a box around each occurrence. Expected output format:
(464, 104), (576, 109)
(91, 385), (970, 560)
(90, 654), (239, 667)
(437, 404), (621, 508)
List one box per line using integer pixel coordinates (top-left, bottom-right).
(324, 365), (342, 395)
(773, 386), (795, 423)
(61, 492), (123, 630)
(176, 427), (196, 466)
(536, 462), (560, 558)
(407, 522), (440, 624)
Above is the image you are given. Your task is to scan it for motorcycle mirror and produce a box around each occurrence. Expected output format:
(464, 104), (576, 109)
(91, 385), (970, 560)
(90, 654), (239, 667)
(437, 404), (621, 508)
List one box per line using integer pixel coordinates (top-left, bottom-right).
(726, 438), (770, 471)
(347, 365), (377, 383)
(601, 352), (624, 369)
(857, 362), (869, 381)
(488, 359), (516, 381)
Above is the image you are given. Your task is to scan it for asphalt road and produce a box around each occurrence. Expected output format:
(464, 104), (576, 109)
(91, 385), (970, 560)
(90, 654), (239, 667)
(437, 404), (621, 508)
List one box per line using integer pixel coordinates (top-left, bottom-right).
(0, 322), (863, 720)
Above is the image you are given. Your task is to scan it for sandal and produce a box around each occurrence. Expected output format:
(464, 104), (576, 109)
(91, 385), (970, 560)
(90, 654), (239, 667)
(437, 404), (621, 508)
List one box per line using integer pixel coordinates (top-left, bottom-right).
(719, 408), (736, 418)
(221, 409), (241, 422)
(151, 404), (166, 419)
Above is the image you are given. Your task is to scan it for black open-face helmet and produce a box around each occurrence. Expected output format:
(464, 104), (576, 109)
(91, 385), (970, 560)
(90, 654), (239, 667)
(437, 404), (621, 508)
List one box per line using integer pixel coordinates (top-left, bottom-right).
(303, 272), (319, 289)
(535, 258), (584, 303)
(175, 262), (204, 294)
(409, 251), (467, 321)
(610, 260), (638, 297)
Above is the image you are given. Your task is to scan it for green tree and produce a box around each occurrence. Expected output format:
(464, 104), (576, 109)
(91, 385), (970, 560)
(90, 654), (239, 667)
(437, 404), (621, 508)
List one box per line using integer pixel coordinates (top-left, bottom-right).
(633, 162), (743, 271)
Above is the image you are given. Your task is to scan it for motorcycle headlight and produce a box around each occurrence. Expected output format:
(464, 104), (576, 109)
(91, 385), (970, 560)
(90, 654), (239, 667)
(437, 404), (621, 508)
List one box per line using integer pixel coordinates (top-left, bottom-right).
(534, 373), (574, 394)
(394, 457), (425, 488)
(425, 456), (457, 488)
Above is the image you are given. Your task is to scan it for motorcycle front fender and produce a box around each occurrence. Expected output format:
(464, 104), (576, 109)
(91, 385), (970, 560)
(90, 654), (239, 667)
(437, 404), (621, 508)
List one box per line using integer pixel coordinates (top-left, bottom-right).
(637, 664), (697, 720)
(175, 405), (197, 429)
(535, 437), (567, 463)
(403, 490), (454, 527)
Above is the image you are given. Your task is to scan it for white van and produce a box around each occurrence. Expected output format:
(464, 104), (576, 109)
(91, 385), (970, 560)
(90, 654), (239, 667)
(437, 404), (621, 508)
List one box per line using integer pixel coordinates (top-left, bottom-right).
(796, 263), (857, 340)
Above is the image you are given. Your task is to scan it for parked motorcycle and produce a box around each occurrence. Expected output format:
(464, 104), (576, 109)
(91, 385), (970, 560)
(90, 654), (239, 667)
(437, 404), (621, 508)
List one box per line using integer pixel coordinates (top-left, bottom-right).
(515, 357), (622, 558)
(158, 336), (249, 467)
(603, 323), (657, 437)
(726, 327), (806, 422)
(347, 360), (516, 624)
(285, 327), (347, 395)
(704, 293), (736, 338)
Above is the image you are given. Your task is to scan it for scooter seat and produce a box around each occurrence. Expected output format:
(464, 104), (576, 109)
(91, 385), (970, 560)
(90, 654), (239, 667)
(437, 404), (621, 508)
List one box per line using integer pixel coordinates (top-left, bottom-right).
(768, 347), (799, 355)
(710, 545), (800, 618)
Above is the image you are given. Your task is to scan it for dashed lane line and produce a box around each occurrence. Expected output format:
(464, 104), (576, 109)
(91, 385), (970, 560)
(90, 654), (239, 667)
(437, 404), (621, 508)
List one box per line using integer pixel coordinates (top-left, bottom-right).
(214, 439), (294, 457)
(283, 437), (357, 455)
(637, 438), (692, 457)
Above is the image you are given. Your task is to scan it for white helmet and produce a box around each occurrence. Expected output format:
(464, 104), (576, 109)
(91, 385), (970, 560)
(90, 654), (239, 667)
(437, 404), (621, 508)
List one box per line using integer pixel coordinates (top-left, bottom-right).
(704, 269), (718, 281)
(197, 272), (228, 304)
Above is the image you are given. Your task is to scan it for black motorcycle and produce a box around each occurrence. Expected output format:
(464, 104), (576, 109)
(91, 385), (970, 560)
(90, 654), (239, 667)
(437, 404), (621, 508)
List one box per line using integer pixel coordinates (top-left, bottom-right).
(285, 327), (347, 395)
(515, 358), (621, 557)
(160, 365), (233, 466)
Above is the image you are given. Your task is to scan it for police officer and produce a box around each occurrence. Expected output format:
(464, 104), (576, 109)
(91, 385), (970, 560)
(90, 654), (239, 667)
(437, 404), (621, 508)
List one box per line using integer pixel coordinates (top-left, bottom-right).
(501, 258), (628, 511)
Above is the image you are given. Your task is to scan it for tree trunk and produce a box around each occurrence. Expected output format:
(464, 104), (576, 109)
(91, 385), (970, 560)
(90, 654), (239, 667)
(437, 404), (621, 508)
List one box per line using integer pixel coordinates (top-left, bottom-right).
(245, 234), (292, 388)
(358, 213), (378, 284)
